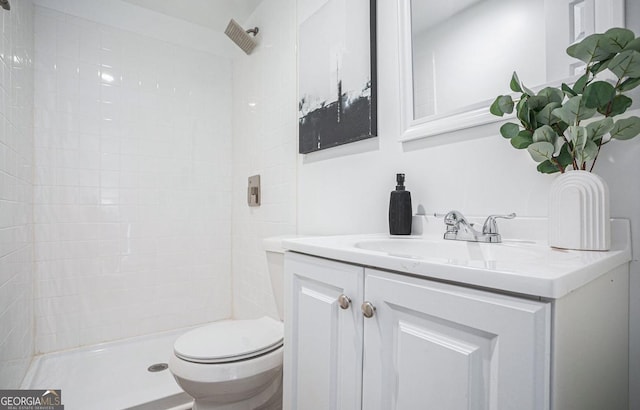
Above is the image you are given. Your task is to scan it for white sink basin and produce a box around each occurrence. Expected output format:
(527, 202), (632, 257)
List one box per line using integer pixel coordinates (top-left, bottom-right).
(282, 219), (631, 299)
(354, 237), (539, 263)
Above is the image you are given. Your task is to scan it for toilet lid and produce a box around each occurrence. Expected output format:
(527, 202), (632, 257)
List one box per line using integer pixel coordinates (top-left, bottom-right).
(174, 316), (284, 364)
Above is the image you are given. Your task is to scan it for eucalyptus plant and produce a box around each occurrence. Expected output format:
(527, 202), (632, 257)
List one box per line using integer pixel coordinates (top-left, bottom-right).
(491, 27), (640, 174)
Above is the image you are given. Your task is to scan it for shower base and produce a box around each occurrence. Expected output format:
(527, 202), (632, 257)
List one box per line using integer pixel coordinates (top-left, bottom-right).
(21, 327), (195, 409)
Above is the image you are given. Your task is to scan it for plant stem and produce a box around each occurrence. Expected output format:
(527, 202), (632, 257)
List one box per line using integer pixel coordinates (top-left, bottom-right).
(590, 139), (611, 172)
(552, 157), (566, 173)
(590, 78), (623, 172)
(590, 146), (602, 172)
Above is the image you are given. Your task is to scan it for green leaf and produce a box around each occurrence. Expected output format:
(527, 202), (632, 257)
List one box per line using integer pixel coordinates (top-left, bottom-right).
(537, 160), (561, 174)
(490, 96), (502, 116)
(536, 102), (561, 125)
(500, 122), (520, 139)
(527, 97), (545, 111)
(553, 121), (569, 136)
(618, 77), (640, 92)
(556, 143), (574, 167)
(576, 140), (599, 164)
(624, 38), (640, 52)
(603, 28), (635, 53)
(581, 98), (601, 121)
(538, 87), (564, 103)
(573, 74), (590, 93)
(490, 95), (514, 116)
(553, 133), (564, 155)
(552, 96), (596, 125)
(516, 97), (532, 129)
(586, 118), (614, 140)
(610, 116), (640, 140)
(510, 71), (535, 95)
(604, 94), (633, 116)
(589, 58), (612, 75)
(532, 124), (557, 143)
(567, 33), (615, 64)
(527, 141), (555, 162)
(608, 50), (640, 79)
(583, 81), (616, 109)
(510, 130), (533, 149)
(529, 87), (564, 110)
(528, 110), (537, 129)
(568, 125), (588, 150)
(510, 72), (522, 93)
(562, 83), (577, 98)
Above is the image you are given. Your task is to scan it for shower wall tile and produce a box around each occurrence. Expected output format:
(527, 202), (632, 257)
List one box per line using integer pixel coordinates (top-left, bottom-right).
(33, 6), (233, 353)
(231, 0), (298, 319)
(0, 0), (35, 389)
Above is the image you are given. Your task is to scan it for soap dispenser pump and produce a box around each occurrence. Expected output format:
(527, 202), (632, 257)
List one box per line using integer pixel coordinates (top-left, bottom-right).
(389, 173), (412, 235)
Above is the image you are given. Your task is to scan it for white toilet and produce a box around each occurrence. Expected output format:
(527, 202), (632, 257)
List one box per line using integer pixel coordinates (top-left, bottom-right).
(169, 237), (289, 410)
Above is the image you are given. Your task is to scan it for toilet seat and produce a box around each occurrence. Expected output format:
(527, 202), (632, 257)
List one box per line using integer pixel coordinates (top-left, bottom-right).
(173, 317), (283, 364)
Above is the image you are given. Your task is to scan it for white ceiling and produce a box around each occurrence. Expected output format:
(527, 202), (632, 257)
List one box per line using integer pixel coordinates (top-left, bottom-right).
(121, 0), (263, 32)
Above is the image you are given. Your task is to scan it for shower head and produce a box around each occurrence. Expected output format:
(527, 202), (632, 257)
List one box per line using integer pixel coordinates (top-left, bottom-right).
(225, 19), (259, 55)
(0, 0), (10, 11)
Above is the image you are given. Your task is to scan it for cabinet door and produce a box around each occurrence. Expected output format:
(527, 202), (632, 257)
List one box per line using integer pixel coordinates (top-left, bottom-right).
(284, 252), (364, 410)
(362, 269), (550, 410)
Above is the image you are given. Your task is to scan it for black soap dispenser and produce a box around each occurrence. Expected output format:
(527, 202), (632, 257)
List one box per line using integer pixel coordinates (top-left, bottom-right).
(389, 173), (412, 235)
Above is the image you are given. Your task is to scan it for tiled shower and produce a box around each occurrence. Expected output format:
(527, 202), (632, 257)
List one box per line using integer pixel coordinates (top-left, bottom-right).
(32, 7), (233, 354)
(0, 0), (297, 391)
(0, 0), (35, 388)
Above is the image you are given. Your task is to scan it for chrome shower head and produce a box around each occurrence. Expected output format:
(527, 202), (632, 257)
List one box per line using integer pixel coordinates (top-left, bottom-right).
(224, 19), (259, 55)
(0, 0), (10, 11)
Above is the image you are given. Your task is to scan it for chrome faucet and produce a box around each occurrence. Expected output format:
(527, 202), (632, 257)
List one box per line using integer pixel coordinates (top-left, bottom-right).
(443, 211), (515, 243)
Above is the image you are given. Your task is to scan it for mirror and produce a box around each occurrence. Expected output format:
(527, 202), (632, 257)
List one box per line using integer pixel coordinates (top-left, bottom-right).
(398, 0), (625, 142)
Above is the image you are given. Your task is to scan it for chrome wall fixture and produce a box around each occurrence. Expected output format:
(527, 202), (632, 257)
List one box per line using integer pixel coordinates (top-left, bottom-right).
(0, 0), (10, 11)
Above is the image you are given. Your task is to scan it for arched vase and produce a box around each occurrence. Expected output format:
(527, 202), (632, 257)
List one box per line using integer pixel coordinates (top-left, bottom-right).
(548, 170), (610, 251)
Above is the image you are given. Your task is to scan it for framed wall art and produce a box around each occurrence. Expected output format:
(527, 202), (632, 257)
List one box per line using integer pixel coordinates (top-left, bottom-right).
(298, 0), (377, 154)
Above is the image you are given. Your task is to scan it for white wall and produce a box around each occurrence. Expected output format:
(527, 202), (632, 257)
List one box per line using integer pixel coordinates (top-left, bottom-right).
(297, 0), (640, 405)
(625, 3), (640, 406)
(0, 0), (35, 388)
(32, 5), (233, 353)
(32, 0), (234, 56)
(231, 0), (297, 319)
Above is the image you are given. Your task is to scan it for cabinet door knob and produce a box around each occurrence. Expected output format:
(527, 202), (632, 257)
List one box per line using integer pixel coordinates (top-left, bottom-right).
(337, 294), (351, 310)
(361, 301), (376, 318)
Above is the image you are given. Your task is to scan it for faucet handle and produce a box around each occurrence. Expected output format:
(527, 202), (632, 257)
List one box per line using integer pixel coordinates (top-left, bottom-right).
(443, 210), (467, 231)
(482, 213), (516, 235)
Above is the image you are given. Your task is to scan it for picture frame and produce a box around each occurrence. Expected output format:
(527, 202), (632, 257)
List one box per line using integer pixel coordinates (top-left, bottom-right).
(298, 0), (377, 154)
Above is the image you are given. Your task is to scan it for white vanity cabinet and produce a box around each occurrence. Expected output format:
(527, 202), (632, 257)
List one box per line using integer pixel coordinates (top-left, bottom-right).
(362, 269), (550, 410)
(283, 224), (631, 409)
(283, 253), (364, 409)
(284, 252), (551, 410)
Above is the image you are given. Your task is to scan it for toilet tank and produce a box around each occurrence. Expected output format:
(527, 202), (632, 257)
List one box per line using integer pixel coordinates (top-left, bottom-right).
(263, 236), (296, 321)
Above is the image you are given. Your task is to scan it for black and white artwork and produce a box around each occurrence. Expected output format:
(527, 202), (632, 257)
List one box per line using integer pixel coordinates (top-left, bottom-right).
(298, 0), (377, 154)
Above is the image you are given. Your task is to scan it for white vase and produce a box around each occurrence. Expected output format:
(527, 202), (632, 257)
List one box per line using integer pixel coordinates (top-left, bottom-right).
(548, 170), (610, 251)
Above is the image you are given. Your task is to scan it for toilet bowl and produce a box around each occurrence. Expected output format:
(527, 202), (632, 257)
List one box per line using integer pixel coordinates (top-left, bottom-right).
(169, 317), (284, 410)
(169, 236), (291, 410)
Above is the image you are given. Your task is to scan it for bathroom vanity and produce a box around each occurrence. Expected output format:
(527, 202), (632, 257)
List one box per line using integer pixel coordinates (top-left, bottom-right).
(282, 219), (631, 410)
